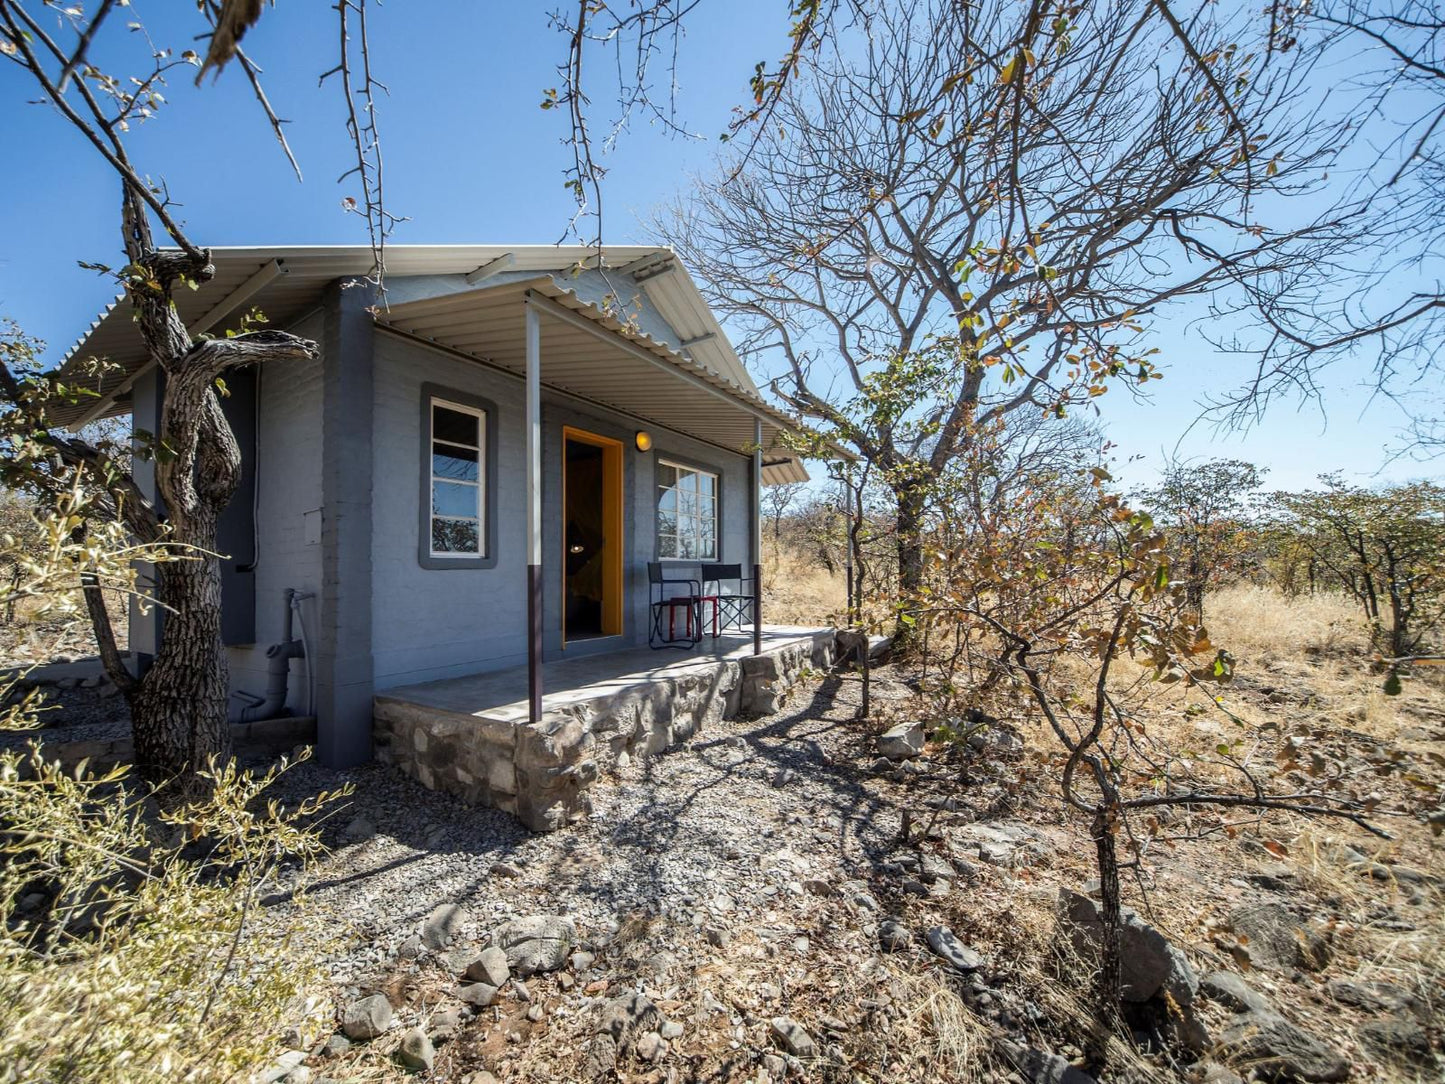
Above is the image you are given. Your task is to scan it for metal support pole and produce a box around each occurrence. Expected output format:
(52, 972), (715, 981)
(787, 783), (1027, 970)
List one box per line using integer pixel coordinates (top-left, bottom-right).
(841, 470), (854, 622)
(752, 418), (763, 656)
(525, 302), (543, 723)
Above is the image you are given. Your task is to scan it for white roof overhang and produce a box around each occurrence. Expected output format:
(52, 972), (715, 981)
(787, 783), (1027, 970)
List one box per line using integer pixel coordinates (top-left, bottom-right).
(45, 245), (844, 483)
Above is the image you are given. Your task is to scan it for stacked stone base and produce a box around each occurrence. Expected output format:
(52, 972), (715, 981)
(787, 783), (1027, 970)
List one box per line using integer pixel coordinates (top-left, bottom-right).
(374, 629), (838, 832)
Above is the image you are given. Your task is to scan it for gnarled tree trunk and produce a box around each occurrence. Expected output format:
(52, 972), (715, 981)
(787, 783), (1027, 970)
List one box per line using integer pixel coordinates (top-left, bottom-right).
(92, 187), (320, 788)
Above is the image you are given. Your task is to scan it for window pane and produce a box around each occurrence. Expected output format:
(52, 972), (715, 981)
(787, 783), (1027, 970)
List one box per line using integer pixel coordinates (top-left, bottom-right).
(678, 491), (696, 519)
(433, 405), (479, 447)
(700, 521), (716, 559)
(657, 463), (677, 490)
(657, 511), (677, 536)
(658, 533), (678, 559)
(432, 517), (479, 553)
(699, 472), (716, 499)
(657, 488), (676, 514)
(678, 533), (696, 559)
(433, 481), (478, 518)
(433, 442), (479, 482)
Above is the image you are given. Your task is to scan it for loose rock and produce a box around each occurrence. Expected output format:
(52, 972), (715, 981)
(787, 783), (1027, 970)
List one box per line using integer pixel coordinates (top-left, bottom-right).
(1357, 1018), (1431, 1066)
(493, 914), (575, 976)
(340, 814), (376, 843)
(1058, 888), (1197, 1003)
(1327, 979), (1416, 1016)
(570, 949), (596, 971)
(879, 917), (912, 952)
(770, 1016), (816, 1059)
(1001, 1042), (1098, 1084)
(926, 925), (984, 971)
(341, 993), (393, 1041)
(1200, 971), (1273, 1015)
(635, 1030), (665, 1061)
(398, 1027), (435, 1071)
(465, 945), (510, 988)
(876, 721), (925, 760)
(1216, 1013), (1349, 1082)
(598, 992), (659, 1041)
(1226, 902), (1331, 972)
(421, 903), (468, 950)
(455, 982), (499, 1007)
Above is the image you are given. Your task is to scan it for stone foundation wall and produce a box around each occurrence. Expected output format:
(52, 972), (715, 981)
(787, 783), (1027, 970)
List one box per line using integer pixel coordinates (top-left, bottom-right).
(374, 630), (838, 832)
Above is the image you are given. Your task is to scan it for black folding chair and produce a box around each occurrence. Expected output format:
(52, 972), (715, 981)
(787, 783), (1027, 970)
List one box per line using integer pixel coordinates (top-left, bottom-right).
(648, 562), (703, 649)
(699, 563), (756, 636)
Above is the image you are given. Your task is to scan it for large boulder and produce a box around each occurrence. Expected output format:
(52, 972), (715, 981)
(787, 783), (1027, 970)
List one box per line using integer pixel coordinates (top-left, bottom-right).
(876, 722), (925, 760)
(1057, 888), (1197, 1004)
(494, 915), (576, 976)
(1200, 971), (1274, 1015)
(1357, 1018), (1431, 1067)
(1226, 903), (1331, 972)
(1216, 1014), (1350, 1082)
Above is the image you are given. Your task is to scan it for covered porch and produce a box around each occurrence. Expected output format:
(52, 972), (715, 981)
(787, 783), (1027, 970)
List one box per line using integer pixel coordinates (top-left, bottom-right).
(374, 268), (818, 727)
(373, 626), (840, 831)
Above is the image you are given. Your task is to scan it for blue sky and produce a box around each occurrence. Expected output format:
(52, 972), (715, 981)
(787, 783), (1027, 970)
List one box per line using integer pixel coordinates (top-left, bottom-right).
(0, 0), (1437, 493)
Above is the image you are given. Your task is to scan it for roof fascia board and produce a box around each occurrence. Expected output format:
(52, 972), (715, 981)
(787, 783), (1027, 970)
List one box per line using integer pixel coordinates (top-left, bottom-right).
(194, 258), (288, 335)
(619, 251), (672, 277)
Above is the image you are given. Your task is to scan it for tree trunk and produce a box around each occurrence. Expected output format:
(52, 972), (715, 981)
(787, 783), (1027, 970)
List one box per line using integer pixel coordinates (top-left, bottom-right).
(129, 522), (234, 782)
(1092, 804), (1124, 1032)
(1184, 562), (1205, 623)
(95, 184), (319, 791)
(894, 485), (926, 651)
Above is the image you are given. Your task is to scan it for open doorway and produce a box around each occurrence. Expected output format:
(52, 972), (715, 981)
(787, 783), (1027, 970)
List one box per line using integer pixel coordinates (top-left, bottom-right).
(562, 428), (623, 643)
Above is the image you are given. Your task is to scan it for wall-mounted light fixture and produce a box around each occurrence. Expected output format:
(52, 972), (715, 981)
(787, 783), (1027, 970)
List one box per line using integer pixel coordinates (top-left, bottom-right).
(634, 430), (653, 452)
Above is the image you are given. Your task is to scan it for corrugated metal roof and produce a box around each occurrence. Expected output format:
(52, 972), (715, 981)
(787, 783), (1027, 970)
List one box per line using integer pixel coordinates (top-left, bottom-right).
(376, 277), (814, 484)
(49, 245), (677, 426)
(47, 244), (834, 482)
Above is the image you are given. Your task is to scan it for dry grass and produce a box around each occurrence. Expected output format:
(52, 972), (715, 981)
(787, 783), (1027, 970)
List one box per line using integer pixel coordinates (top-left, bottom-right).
(1205, 583), (1368, 664)
(761, 536), (848, 627)
(889, 971), (998, 1079)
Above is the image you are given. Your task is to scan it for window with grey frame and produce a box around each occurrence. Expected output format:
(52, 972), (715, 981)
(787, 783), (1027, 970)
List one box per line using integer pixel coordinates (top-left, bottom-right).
(657, 459), (718, 560)
(429, 397), (486, 557)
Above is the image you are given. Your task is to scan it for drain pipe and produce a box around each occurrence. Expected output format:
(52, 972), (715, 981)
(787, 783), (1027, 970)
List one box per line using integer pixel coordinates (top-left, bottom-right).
(229, 588), (307, 723)
(290, 589), (316, 717)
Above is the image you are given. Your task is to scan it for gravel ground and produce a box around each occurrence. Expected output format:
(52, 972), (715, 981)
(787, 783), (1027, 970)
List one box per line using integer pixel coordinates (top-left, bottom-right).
(256, 669), (1085, 1083)
(0, 683), (132, 754)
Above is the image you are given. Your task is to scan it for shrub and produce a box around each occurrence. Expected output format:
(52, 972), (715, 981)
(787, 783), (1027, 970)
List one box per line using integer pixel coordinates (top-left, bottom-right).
(0, 478), (348, 1082)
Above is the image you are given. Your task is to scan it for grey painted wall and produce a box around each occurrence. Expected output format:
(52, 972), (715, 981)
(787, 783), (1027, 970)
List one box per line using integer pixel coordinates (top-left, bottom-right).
(368, 330), (754, 690)
(225, 307), (325, 716)
(132, 278), (760, 769)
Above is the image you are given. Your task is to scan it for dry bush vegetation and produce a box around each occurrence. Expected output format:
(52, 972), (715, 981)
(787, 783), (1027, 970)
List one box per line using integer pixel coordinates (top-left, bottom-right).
(757, 516), (1441, 1084)
(0, 488), (348, 1083)
(863, 579), (1444, 1081)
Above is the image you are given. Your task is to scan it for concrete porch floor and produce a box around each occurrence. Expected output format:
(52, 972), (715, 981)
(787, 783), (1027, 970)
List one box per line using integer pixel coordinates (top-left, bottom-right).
(373, 625), (841, 831)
